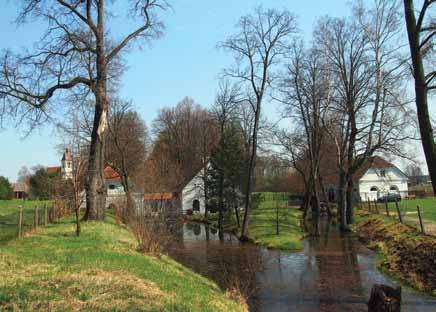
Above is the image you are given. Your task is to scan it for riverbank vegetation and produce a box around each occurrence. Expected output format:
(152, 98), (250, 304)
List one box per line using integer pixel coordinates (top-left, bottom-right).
(0, 217), (247, 312)
(353, 211), (436, 295)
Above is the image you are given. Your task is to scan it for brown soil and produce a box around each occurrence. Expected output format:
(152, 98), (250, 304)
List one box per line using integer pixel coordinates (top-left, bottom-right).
(354, 214), (436, 295)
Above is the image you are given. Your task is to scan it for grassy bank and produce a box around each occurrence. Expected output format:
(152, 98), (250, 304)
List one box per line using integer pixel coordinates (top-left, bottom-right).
(353, 210), (436, 295)
(0, 217), (246, 311)
(191, 192), (304, 251)
(0, 200), (51, 243)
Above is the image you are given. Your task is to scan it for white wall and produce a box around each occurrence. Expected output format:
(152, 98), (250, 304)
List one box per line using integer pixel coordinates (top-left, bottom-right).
(358, 167), (408, 201)
(181, 170), (205, 213)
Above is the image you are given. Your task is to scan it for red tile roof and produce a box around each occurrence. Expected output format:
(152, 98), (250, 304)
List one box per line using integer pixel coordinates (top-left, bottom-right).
(144, 192), (174, 201)
(104, 166), (121, 181)
(47, 166), (61, 174)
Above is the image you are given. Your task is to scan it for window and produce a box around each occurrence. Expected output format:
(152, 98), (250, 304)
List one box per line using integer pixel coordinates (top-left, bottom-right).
(390, 185), (399, 191)
(108, 184), (116, 190)
(380, 169), (386, 177)
(370, 186), (378, 192)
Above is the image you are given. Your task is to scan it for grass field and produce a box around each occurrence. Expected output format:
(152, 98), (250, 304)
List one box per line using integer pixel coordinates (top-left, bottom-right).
(192, 192), (304, 251)
(0, 200), (51, 243)
(0, 216), (246, 311)
(364, 197), (436, 222)
(249, 192), (303, 250)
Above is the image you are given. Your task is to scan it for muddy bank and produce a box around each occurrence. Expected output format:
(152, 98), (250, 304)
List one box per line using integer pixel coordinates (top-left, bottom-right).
(354, 212), (436, 295)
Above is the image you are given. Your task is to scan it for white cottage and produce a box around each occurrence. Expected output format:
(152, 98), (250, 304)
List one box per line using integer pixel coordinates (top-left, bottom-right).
(355, 156), (409, 201)
(180, 168), (206, 214)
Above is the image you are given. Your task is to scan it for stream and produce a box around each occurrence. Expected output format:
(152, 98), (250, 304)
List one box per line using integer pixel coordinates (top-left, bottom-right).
(166, 218), (436, 311)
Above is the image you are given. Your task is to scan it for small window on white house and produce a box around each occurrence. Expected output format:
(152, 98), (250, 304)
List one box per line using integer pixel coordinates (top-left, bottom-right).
(390, 185), (399, 191)
(380, 169), (386, 177)
(370, 186), (378, 192)
(108, 184), (116, 190)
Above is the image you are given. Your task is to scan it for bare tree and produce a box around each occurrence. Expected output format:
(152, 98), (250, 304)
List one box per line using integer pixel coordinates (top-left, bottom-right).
(0, 0), (168, 220)
(316, 0), (410, 229)
(70, 120), (87, 236)
(219, 6), (298, 241)
(403, 0), (436, 194)
(280, 42), (333, 219)
(106, 99), (149, 219)
(149, 97), (218, 192)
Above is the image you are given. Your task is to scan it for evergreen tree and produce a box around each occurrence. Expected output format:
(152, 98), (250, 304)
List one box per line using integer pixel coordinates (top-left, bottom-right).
(0, 176), (13, 200)
(29, 167), (57, 200)
(207, 124), (246, 229)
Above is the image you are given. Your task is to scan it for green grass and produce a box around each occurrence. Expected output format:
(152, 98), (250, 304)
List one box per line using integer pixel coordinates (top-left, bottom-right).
(364, 197), (436, 222)
(249, 192), (303, 250)
(0, 216), (246, 311)
(192, 192), (304, 251)
(0, 200), (51, 243)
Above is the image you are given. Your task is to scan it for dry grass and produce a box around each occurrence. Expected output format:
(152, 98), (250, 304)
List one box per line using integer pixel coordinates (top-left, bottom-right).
(1, 270), (167, 311)
(354, 211), (436, 296)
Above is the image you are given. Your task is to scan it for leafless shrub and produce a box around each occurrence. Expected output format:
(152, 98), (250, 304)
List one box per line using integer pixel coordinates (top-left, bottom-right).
(120, 201), (181, 256)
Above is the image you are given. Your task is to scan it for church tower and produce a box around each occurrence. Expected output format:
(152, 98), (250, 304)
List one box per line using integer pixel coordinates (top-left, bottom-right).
(61, 148), (73, 180)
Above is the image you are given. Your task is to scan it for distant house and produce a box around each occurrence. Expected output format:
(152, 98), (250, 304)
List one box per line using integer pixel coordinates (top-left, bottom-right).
(103, 165), (144, 209)
(323, 156), (409, 202)
(12, 182), (29, 199)
(47, 149), (73, 180)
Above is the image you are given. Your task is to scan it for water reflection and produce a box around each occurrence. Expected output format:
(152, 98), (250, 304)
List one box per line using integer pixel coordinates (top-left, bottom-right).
(166, 218), (436, 312)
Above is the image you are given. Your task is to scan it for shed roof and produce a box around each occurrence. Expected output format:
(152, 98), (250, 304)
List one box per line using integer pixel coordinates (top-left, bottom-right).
(12, 182), (28, 193)
(144, 192), (174, 201)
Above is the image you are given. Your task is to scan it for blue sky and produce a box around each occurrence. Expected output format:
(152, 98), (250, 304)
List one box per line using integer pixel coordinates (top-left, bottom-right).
(0, 1), (422, 180)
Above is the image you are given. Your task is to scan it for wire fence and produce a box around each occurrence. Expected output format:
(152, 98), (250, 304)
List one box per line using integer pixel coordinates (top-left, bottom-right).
(0, 200), (73, 243)
(357, 199), (436, 237)
(253, 192), (302, 236)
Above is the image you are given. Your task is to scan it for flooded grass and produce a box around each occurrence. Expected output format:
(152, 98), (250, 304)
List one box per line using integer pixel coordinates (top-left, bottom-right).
(190, 192), (304, 251)
(0, 216), (246, 312)
(249, 202), (303, 250)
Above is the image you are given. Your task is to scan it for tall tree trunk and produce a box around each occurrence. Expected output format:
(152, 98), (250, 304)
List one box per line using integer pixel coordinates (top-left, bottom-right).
(240, 103), (261, 242)
(84, 102), (108, 220)
(84, 6), (108, 221)
(338, 170), (348, 231)
(346, 178), (354, 225)
(218, 172), (224, 238)
(404, 0), (436, 195)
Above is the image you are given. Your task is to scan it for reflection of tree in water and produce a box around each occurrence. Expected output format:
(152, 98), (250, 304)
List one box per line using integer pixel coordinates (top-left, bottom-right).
(193, 223), (202, 236)
(206, 245), (264, 308)
(305, 217), (365, 311)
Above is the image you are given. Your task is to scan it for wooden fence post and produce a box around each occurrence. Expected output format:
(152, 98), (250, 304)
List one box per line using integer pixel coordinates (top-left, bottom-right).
(17, 205), (23, 239)
(367, 198), (371, 213)
(395, 200), (403, 223)
(385, 200), (390, 217)
(373, 200), (380, 214)
(34, 206), (39, 228)
(44, 204), (48, 226)
(417, 205), (425, 234)
(276, 197), (279, 235)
